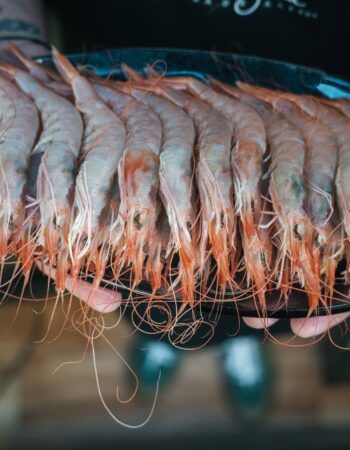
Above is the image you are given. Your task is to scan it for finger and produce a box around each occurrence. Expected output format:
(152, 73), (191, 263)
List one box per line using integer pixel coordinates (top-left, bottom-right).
(37, 262), (121, 313)
(242, 316), (279, 329)
(290, 312), (350, 338)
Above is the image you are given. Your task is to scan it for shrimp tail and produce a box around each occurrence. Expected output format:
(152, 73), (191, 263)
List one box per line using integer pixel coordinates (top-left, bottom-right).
(145, 64), (162, 79)
(0, 60), (20, 79)
(120, 63), (144, 82)
(8, 43), (61, 82)
(52, 47), (79, 84)
(236, 82), (276, 105)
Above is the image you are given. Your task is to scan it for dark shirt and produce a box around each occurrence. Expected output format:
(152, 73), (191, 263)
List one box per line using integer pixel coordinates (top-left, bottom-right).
(46, 0), (348, 341)
(48, 0), (350, 76)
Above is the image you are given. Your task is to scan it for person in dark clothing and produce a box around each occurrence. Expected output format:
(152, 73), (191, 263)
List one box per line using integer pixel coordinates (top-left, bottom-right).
(1, 0), (349, 418)
(0, 0), (348, 337)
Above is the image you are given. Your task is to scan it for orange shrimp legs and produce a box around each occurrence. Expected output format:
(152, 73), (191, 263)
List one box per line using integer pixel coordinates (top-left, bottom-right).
(239, 83), (342, 297)
(0, 75), (39, 281)
(0, 61), (83, 290)
(219, 84), (319, 308)
(145, 207), (171, 292)
(52, 48), (126, 286)
(92, 83), (162, 287)
(157, 75), (270, 307)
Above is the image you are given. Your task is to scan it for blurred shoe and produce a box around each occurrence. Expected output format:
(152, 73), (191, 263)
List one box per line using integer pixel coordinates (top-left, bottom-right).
(221, 336), (272, 419)
(131, 339), (180, 393)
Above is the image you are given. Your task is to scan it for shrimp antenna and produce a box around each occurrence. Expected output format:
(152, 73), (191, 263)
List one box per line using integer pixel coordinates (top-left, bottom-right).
(52, 46), (79, 84)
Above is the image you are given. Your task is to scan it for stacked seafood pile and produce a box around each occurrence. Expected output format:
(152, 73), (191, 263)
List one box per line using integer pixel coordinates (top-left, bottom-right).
(0, 44), (348, 312)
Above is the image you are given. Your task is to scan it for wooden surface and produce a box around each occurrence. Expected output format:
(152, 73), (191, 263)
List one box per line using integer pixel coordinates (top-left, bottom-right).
(0, 299), (349, 449)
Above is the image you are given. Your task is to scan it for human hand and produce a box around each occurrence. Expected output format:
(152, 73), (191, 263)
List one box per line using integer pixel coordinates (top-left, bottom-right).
(38, 263), (121, 314)
(243, 312), (350, 338)
(0, 0), (48, 58)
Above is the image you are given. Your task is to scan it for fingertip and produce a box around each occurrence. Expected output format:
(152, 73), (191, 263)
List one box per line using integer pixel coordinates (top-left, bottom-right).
(36, 261), (121, 313)
(65, 276), (122, 313)
(291, 312), (350, 338)
(242, 316), (279, 329)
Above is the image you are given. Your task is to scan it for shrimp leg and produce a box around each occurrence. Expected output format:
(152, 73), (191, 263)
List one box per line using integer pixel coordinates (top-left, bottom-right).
(145, 207), (171, 293)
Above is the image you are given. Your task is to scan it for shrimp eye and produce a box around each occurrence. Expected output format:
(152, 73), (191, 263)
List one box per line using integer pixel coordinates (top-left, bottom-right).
(293, 223), (302, 241)
(292, 177), (305, 197)
(220, 211), (226, 227)
(134, 213), (142, 230)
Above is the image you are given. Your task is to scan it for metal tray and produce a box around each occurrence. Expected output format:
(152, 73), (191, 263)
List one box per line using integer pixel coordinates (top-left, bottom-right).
(40, 48), (350, 319)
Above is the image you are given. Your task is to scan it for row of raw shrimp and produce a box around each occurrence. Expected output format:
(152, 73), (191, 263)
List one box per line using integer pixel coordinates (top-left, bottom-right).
(0, 44), (349, 313)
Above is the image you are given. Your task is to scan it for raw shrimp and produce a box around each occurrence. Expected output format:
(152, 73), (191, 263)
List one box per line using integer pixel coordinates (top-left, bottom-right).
(82, 84), (134, 274)
(113, 74), (197, 302)
(263, 88), (350, 282)
(239, 83), (343, 294)
(7, 42), (62, 84)
(92, 83), (162, 286)
(7, 44), (73, 98)
(157, 74), (269, 306)
(0, 61), (83, 290)
(52, 48), (126, 284)
(214, 81), (319, 308)
(0, 74), (39, 279)
(142, 83), (234, 290)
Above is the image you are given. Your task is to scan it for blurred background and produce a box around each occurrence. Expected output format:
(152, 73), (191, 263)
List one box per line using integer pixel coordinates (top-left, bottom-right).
(0, 294), (350, 450)
(1, 1), (350, 449)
